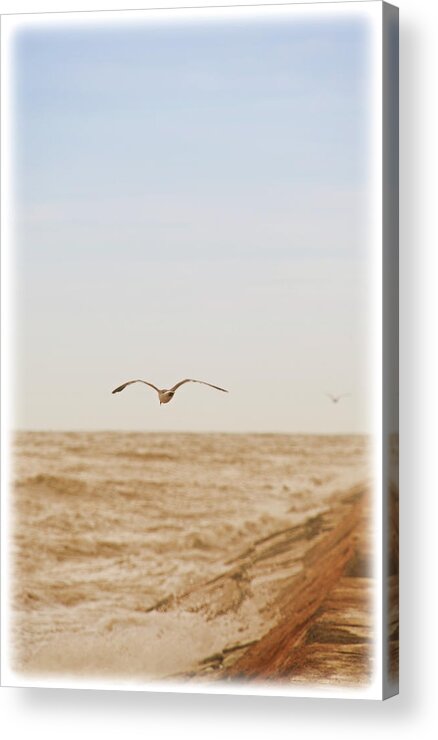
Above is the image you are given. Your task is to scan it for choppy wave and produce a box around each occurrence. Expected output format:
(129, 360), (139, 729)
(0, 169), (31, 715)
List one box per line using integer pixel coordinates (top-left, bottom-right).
(16, 473), (91, 497)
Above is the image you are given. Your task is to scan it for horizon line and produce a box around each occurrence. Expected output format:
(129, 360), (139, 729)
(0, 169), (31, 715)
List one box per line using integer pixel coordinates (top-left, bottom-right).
(11, 428), (371, 436)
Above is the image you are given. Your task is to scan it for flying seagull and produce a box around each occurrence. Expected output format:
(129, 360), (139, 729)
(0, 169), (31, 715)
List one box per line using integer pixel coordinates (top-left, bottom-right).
(326, 393), (350, 404)
(112, 378), (228, 405)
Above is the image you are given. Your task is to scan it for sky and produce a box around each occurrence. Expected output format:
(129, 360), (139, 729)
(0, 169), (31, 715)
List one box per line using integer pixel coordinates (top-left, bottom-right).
(10, 7), (374, 433)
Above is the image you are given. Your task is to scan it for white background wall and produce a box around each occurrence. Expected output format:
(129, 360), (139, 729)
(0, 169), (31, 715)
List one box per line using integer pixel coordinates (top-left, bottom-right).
(1, 0), (436, 737)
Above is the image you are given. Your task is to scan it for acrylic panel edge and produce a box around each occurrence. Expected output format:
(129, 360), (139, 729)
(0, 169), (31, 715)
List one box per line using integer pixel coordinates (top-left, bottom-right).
(381, 0), (399, 700)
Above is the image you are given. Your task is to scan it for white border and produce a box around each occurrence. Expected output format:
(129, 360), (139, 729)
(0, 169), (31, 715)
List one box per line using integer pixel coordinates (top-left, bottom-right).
(1, 1), (384, 699)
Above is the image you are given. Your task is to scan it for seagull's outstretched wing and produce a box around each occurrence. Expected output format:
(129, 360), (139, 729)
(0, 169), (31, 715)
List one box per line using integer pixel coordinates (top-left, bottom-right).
(112, 380), (159, 394)
(170, 379), (228, 394)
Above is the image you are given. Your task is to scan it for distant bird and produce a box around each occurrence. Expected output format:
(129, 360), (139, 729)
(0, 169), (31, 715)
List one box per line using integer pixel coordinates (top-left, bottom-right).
(326, 393), (350, 404)
(112, 378), (228, 405)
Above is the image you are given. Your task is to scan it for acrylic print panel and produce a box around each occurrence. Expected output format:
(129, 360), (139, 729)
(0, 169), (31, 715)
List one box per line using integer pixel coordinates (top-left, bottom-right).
(0, 2), (399, 699)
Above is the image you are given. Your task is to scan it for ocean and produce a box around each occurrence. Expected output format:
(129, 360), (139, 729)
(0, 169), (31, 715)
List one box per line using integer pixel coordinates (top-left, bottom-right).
(10, 431), (372, 683)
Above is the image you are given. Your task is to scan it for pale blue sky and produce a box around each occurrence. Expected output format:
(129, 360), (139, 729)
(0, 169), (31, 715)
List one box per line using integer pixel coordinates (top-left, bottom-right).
(12, 10), (373, 432)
